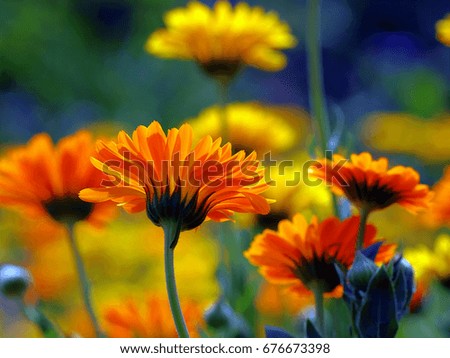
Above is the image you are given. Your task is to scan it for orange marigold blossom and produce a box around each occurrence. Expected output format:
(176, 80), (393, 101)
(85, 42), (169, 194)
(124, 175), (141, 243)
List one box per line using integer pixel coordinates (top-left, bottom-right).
(79, 121), (270, 244)
(104, 295), (203, 338)
(423, 166), (450, 227)
(0, 131), (117, 227)
(308, 152), (432, 213)
(79, 120), (270, 337)
(244, 214), (396, 298)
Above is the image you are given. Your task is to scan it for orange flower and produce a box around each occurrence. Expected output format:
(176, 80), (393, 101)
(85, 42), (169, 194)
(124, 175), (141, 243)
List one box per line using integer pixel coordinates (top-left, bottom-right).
(245, 214), (395, 297)
(104, 295), (203, 338)
(80, 121), (270, 245)
(309, 152), (432, 213)
(0, 131), (116, 227)
(424, 166), (450, 227)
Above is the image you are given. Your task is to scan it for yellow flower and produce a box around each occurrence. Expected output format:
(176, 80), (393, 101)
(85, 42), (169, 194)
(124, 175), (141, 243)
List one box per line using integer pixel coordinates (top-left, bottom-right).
(254, 154), (332, 230)
(436, 14), (450, 46)
(145, 0), (297, 79)
(404, 234), (450, 285)
(362, 112), (450, 163)
(188, 102), (310, 156)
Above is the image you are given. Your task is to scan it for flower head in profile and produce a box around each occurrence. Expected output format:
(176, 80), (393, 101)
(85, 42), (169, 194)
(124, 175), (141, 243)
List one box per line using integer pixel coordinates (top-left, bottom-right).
(189, 102), (310, 156)
(145, 0), (297, 80)
(0, 131), (116, 227)
(436, 14), (450, 46)
(244, 214), (395, 297)
(104, 295), (203, 338)
(309, 152), (432, 213)
(80, 121), (270, 246)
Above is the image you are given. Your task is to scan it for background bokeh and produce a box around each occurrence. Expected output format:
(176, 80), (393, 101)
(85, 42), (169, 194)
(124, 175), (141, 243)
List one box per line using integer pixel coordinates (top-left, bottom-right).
(0, 0), (449, 338)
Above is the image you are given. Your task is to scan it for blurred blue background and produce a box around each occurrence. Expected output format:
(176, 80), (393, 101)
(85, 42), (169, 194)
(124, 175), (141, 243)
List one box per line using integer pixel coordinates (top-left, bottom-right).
(0, 0), (448, 169)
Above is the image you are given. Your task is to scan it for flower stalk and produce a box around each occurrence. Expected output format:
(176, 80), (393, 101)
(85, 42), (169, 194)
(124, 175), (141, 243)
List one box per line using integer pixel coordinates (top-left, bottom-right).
(311, 282), (325, 335)
(356, 206), (370, 251)
(22, 303), (63, 338)
(163, 221), (190, 338)
(66, 223), (103, 337)
(217, 78), (230, 143)
(305, 0), (339, 217)
(306, 0), (330, 154)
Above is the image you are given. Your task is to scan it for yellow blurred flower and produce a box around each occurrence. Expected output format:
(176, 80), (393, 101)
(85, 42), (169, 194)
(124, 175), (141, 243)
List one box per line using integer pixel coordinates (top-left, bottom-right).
(436, 14), (450, 46)
(188, 102), (310, 157)
(403, 234), (450, 311)
(362, 112), (450, 163)
(251, 154), (331, 229)
(368, 205), (433, 247)
(404, 234), (450, 286)
(145, 0), (297, 80)
(103, 295), (203, 338)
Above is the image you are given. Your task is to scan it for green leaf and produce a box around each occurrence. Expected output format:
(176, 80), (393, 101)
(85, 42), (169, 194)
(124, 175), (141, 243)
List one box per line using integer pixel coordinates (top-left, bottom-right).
(355, 267), (399, 338)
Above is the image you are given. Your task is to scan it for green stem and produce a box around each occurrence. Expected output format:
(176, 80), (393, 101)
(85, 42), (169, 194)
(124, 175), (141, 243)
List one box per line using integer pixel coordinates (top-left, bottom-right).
(356, 206), (371, 251)
(66, 223), (103, 337)
(217, 79), (230, 143)
(20, 300), (63, 338)
(163, 221), (190, 338)
(305, 0), (339, 217)
(306, 0), (330, 154)
(311, 283), (325, 335)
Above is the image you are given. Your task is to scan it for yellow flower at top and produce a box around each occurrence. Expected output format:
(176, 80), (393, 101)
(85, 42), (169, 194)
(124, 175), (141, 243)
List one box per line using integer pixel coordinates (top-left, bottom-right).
(80, 121), (270, 246)
(146, 0), (297, 79)
(309, 152), (433, 214)
(188, 102), (310, 156)
(0, 131), (117, 227)
(436, 14), (450, 46)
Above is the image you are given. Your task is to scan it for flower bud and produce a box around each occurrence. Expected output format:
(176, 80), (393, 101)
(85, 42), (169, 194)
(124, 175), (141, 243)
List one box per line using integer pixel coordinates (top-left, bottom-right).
(0, 264), (32, 298)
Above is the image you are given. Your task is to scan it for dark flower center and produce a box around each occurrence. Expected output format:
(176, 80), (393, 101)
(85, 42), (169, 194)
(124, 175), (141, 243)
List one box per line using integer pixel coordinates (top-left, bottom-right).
(294, 255), (341, 293)
(344, 177), (399, 210)
(199, 60), (242, 81)
(43, 196), (94, 224)
(256, 210), (289, 231)
(440, 276), (450, 289)
(145, 185), (210, 247)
